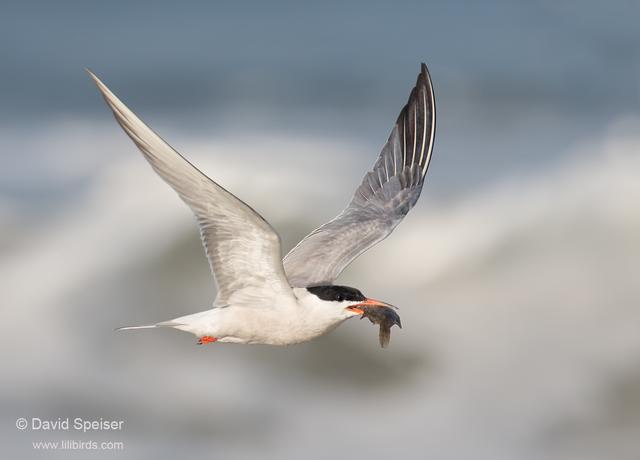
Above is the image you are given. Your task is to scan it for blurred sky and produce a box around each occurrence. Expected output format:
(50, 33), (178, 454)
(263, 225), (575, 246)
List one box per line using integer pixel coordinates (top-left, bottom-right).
(3, 0), (639, 199)
(1, 1), (640, 459)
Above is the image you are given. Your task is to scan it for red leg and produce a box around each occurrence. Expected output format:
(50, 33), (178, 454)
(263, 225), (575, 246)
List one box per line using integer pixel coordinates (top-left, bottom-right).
(197, 336), (218, 345)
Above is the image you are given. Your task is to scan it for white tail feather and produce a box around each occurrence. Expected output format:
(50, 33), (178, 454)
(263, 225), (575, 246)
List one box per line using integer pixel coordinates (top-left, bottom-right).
(115, 325), (157, 331)
(115, 321), (185, 332)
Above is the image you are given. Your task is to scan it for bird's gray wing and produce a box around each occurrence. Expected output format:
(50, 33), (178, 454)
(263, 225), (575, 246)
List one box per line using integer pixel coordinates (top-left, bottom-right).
(88, 70), (291, 305)
(283, 63), (435, 287)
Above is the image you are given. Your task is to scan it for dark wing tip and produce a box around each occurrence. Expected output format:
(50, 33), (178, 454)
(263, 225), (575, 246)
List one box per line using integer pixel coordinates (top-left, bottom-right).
(393, 63), (436, 176)
(420, 62), (431, 84)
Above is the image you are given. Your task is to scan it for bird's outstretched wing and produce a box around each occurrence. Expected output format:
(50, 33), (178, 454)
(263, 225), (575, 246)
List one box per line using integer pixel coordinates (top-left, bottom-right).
(88, 70), (291, 305)
(283, 63), (435, 287)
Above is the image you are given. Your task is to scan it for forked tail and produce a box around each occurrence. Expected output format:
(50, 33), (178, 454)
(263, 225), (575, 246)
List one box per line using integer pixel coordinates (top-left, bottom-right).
(115, 321), (184, 332)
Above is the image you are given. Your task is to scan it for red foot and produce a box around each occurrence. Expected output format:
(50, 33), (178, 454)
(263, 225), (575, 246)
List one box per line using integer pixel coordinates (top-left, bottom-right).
(197, 336), (218, 345)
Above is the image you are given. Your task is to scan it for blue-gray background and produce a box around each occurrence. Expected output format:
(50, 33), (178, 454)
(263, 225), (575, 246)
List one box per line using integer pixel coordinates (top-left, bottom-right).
(2, 1), (639, 459)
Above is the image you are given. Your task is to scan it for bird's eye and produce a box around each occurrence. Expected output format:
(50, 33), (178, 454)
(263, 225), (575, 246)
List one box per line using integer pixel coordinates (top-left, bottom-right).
(336, 295), (343, 302)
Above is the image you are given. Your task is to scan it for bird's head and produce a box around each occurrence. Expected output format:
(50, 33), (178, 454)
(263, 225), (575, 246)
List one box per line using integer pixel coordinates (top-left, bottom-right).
(300, 285), (402, 347)
(305, 285), (394, 317)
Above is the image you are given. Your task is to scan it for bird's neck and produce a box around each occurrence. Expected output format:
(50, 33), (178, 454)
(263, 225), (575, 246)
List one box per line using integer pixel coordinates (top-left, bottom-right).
(292, 287), (350, 325)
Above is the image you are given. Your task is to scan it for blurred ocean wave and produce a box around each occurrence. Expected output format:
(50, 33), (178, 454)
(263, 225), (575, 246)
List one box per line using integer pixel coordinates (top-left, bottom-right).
(2, 117), (639, 459)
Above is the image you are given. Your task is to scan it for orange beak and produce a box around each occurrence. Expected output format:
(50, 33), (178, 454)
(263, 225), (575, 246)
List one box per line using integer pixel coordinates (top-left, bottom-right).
(346, 298), (396, 315)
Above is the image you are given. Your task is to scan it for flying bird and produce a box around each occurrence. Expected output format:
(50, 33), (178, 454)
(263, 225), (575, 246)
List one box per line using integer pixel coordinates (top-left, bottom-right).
(88, 63), (435, 348)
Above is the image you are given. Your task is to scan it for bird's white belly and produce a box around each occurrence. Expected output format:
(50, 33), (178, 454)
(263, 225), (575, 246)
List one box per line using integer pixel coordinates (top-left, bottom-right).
(189, 304), (348, 346)
(226, 309), (346, 345)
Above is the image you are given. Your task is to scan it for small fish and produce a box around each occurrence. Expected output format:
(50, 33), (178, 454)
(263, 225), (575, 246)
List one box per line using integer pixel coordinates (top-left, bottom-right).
(360, 305), (402, 348)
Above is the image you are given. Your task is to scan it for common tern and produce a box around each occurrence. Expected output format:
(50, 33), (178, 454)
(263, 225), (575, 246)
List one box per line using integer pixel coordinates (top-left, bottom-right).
(88, 63), (435, 348)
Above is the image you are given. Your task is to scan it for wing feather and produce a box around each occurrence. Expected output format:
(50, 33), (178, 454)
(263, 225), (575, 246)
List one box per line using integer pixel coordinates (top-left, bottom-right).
(88, 70), (291, 305)
(283, 63), (436, 286)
